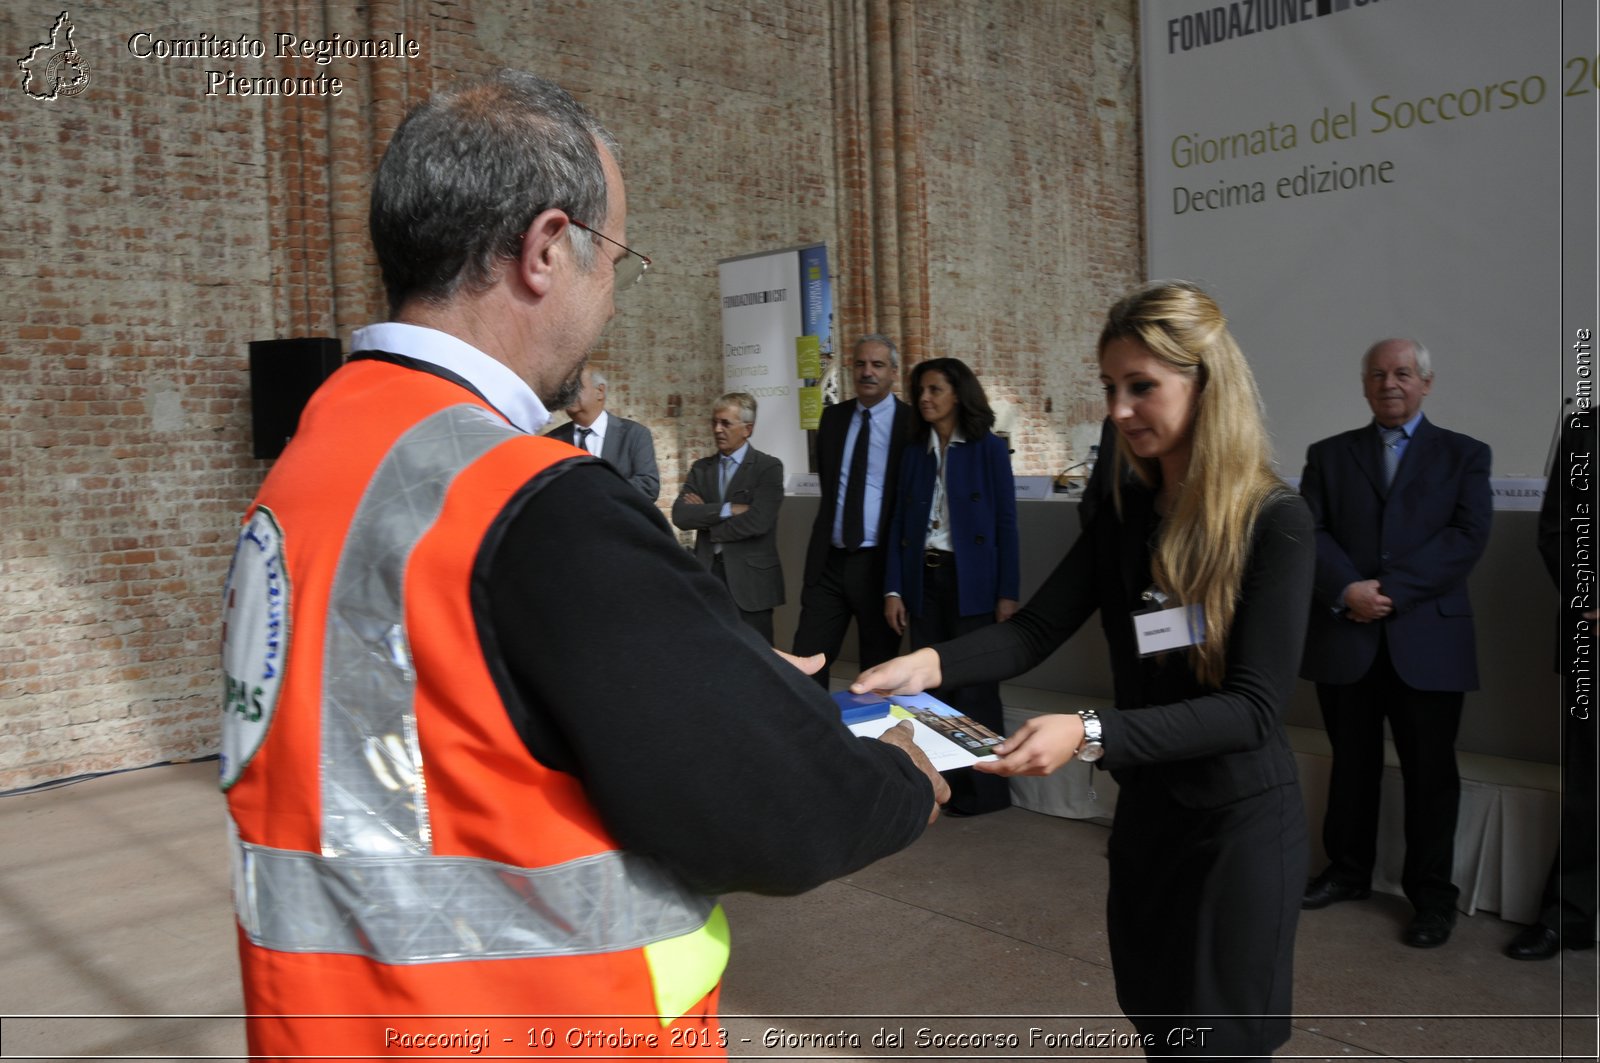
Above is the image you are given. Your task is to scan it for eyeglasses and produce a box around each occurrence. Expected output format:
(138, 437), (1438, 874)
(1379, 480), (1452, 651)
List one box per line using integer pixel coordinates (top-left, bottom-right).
(569, 219), (651, 291)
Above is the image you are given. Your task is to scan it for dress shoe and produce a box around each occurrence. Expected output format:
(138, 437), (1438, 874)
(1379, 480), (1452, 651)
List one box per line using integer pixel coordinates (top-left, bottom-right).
(1302, 876), (1372, 910)
(1403, 910), (1455, 948)
(1503, 924), (1561, 961)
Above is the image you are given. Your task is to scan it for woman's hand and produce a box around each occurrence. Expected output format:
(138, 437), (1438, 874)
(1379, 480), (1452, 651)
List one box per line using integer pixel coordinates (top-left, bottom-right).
(973, 713), (1085, 777)
(772, 648), (826, 675)
(852, 646), (943, 696)
(995, 597), (1019, 623)
(884, 596), (908, 636)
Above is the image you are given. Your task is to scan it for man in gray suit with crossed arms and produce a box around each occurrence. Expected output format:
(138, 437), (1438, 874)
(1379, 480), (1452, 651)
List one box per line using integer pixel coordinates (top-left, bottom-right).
(545, 365), (660, 500)
(672, 392), (786, 642)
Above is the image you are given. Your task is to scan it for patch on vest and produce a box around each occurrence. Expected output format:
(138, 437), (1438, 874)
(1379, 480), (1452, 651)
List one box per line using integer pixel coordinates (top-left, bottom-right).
(220, 507), (291, 790)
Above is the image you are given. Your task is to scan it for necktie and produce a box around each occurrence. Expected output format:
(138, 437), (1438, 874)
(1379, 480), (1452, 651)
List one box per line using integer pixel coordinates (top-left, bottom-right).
(1381, 426), (1404, 486)
(842, 407), (871, 549)
(714, 457), (735, 556)
(575, 426), (594, 455)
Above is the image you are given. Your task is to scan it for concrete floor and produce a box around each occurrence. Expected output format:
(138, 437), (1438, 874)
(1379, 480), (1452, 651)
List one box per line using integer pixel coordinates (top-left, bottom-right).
(0, 760), (1594, 1061)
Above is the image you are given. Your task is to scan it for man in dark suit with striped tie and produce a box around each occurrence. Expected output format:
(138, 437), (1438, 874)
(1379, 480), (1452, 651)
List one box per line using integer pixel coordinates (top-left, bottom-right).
(1298, 338), (1493, 949)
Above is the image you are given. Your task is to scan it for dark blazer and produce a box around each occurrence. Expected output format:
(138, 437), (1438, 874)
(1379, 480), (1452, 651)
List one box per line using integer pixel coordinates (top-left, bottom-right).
(671, 447), (786, 612)
(884, 432), (1020, 618)
(802, 397), (914, 586)
(1298, 415), (1493, 692)
(545, 414), (660, 501)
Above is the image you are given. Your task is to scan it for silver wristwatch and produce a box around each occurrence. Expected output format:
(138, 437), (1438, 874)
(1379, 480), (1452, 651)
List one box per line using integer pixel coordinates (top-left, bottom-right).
(1076, 709), (1104, 762)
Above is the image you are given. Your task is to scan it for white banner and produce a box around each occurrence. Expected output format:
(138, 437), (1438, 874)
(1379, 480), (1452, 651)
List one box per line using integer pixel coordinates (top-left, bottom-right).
(1141, 0), (1597, 477)
(718, 249), (807, 483)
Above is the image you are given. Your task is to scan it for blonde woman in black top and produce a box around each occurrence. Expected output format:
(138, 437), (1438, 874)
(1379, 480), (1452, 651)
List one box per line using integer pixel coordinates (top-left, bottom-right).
(856, 281), (1315, 1060)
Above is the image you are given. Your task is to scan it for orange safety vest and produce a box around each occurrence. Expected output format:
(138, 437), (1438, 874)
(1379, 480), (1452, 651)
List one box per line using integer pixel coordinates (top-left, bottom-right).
(221, 358), (729, 1060)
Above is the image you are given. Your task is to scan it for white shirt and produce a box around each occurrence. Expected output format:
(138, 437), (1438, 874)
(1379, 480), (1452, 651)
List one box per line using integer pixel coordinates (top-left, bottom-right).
(350, 321), (551, 435)
(924, 430), (967, 553)
(574, 409), (611, 455)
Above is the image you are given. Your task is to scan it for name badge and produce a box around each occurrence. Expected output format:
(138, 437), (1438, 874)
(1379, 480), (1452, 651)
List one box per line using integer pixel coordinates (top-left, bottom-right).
(1013, 476), (1053, 500)
(1134, 604), (1205, 657)
(787, 473), (821, 496)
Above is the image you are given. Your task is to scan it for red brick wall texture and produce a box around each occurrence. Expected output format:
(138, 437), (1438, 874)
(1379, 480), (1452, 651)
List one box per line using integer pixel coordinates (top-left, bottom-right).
(0, 0), (1142, 787)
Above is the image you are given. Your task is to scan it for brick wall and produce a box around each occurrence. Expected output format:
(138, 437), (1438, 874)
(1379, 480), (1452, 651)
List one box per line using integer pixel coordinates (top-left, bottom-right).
(0, 0), (1141, 788)
(2, 2), (279, 788)
(918, 0), (1143, 478)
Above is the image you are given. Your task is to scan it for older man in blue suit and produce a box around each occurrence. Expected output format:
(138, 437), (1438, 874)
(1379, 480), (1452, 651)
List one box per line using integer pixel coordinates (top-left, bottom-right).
(1298, 338), (1492, 949)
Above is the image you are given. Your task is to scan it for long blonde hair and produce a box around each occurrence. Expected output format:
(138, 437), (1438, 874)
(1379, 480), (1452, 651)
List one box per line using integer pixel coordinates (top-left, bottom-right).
(1100, 281), (1286, 688)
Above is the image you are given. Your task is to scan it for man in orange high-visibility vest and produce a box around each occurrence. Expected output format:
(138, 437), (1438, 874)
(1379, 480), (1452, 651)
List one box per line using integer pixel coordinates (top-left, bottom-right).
(221, 70), (948, 1061)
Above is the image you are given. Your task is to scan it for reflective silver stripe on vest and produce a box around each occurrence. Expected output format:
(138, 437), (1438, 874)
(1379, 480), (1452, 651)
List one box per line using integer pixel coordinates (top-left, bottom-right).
(321, 404), (516, 857)
(234, 837), (715, 962)
(233, 401), (714, 961)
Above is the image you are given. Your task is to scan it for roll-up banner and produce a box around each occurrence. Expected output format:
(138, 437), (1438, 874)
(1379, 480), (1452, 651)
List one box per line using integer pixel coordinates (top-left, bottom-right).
(1141, 0), (1597, 478)
(719, 244), (833, 487)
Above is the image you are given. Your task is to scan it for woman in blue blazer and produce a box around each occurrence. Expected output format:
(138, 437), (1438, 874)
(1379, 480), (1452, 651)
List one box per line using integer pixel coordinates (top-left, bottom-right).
(884, 357), (1019, 815)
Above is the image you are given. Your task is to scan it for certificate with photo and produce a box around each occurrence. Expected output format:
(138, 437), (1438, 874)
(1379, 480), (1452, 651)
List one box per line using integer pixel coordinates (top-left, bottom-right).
(833, 691), (1005, 772)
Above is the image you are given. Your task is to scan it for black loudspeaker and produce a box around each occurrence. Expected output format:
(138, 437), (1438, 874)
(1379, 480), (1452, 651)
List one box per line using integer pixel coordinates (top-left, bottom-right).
(248, 337), (343, 459)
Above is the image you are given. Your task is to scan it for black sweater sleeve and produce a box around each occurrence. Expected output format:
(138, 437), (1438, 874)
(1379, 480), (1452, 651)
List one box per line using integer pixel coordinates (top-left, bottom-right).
(938, 495), (1316, 768)
(479, 461), (932, 897)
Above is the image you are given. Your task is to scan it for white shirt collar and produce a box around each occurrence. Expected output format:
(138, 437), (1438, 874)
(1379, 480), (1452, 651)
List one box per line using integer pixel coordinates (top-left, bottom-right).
(583, 409), (610, 439)
(925, 427), (969, 453)
(350, 321), (551, 434)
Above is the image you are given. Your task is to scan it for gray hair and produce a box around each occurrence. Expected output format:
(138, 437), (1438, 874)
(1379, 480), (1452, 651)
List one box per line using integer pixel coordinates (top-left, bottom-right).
(854, 333), (900, 368)
(716, 392), (758, 424)
(1362, 338), (1432, 381)
(586, 367), (608, 389)
(370, 69), (618, 316)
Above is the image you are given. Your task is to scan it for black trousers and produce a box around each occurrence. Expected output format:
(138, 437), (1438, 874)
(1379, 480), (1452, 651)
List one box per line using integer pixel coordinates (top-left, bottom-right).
(711, 554), (773, 643)
(910, 551), (1010, 815)
(791, 546), (904, 689)
(1536, 705), (1598, 935)
(1316, 638), (1464, 914)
